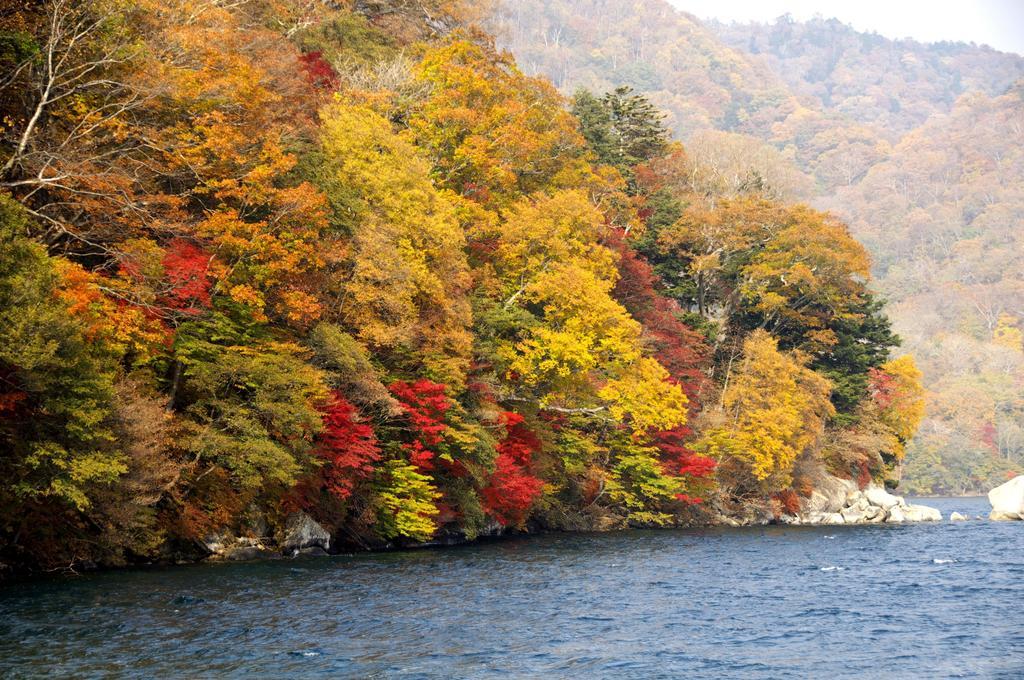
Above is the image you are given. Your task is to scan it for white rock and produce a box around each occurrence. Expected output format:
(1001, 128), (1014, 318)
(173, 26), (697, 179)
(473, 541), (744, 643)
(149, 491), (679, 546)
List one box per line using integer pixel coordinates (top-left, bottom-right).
(823, 512), (846, 525)
(886, 506), (906, 523)
(949, 512), (968, 521)
(865, 509), (886, 523)
(840, 507), (864, 524)
(202, 531), (231, 555)
(988, 476), (1024, 521)
(903, 504), (942, 522)
(803, 475), (858, 514)
(865, 485), (903, 510)
(800, 512), (825, 525)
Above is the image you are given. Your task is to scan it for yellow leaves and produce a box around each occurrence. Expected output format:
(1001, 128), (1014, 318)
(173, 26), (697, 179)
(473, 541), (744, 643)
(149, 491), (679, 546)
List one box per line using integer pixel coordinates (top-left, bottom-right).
(53, 258), (167, 358)
(278, 290), (322, 328)
(875, 355), (926, 459)
(491, 190), (617, 293)
(320, 98), (473, 387)
(501, 258), (686, 432)
(599, 357), (689, 432)
(228, 284), (264, 311)
(503, 262), (643, 397)
(690, 252), (721, 275)
(506, 327), (598, 395)
(409, 40), (596, 204)
(741, 205), (871, 313)
(189, 134), (329, 322)
(375, 459), (442, 542)
(696, 330), (833, 489)
(994, 314), (1023, 352)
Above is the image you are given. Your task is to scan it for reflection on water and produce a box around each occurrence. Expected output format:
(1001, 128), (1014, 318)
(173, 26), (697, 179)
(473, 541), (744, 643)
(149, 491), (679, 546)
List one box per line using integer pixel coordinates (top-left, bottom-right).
(2, 497), (1022, 678)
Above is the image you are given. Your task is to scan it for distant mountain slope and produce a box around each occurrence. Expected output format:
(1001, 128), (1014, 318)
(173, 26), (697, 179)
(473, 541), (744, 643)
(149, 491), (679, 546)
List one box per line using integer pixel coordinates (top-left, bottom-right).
(494, 0), (1024, 492)
(713, 16), (1024, 139)
(825, 85), (1024, 493)
(493, 0), (797, 137)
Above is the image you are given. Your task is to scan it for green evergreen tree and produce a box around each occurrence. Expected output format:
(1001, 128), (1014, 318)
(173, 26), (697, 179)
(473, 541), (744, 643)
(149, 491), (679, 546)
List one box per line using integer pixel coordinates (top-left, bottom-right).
(572, 86), (670, 187)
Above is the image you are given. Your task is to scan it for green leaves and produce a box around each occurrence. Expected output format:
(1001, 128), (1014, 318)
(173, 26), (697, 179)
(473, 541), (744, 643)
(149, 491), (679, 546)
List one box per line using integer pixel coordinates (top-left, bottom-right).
(174, 314), (328, 492)
(0, 195), (124, 511)
(572, 86), (671, 187)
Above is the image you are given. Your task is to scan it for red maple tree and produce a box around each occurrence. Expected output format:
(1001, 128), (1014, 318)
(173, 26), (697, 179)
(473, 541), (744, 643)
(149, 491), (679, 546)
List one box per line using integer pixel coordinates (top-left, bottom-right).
(482, 412), (544, 526)
(315, 391), (381, 500)
(390, 379), (451, 471)
(161, 239), (212, 313)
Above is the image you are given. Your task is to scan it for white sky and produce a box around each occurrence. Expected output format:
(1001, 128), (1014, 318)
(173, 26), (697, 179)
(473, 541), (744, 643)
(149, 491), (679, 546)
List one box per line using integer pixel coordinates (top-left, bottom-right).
(667, 0), (1024, 55)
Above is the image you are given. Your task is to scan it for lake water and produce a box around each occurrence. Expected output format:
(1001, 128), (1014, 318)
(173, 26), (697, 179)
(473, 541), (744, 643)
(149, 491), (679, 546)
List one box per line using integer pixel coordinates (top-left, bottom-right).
(1, 497), (1021, 678)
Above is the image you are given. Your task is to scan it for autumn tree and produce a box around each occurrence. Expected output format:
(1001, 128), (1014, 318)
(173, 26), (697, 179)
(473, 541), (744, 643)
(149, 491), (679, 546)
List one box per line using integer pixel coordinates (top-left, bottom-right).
(408, 39), (595, 205)
(481, 412), (544, 526)
(696, 330), (834, 494)
(318, 100), (473, 388)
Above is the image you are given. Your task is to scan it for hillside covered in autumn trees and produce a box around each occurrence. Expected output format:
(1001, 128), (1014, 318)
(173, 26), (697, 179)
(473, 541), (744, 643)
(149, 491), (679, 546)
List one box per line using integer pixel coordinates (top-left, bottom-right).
(495, 0), (1024, 495)
(0, 0), (924, 574)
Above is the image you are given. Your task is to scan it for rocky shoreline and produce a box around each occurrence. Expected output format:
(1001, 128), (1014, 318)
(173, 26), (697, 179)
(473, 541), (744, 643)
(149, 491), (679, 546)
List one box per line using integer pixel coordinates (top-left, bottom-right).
(711, 475), (943, 528)
(199, 474), (957, 562)
(68, 474), (1024, 566)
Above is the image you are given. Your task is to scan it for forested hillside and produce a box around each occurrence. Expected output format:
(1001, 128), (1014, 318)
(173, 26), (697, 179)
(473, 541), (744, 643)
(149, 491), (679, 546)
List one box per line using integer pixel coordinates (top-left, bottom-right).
(0, 0), (921, 574)
(494, 0), (1024, 494)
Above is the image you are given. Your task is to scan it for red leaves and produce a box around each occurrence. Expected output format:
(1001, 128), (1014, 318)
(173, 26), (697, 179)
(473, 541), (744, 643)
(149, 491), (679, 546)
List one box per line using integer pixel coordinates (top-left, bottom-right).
(653, 425), (715, 504)
(482, 412), (544, 526)
(390, 379), (451, 471)
(298, 51), (339, 90)
(774, 489), (801, 515)
(856, 460), (872, 489)
(161, 239), (212, 313)
(868, 367), (897, 410)
(607, 229), (709, 406)
(315, 391), (381, 500)
(980, 421), (998, 453)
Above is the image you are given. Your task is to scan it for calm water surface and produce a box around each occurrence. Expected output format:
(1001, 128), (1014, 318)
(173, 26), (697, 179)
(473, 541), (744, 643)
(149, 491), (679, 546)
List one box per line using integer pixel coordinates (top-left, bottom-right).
(2, 497), (1022, 679)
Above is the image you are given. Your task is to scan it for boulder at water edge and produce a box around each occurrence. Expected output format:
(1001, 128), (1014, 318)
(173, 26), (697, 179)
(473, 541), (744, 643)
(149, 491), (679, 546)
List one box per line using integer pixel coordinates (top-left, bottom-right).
(280, 512), (332, 554)
(949, 512), (968, 521)
(782, 476), (942, 525)
(988, 475), (1024, 521)
(802, 475), (857, 514)
(864, 486), (903, 510)
(903, 505), (942, 522)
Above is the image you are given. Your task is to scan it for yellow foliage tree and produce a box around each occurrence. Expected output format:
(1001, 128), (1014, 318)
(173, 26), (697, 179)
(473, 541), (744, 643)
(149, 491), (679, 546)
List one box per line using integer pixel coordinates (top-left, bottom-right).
(696, 330), (834, 491)
(319, 100), (473, 388)
(491, 191), (687, 433)
(994, 314), (1023, 352)
(409, 40), (597, 206)
(871, 355), (926, 463)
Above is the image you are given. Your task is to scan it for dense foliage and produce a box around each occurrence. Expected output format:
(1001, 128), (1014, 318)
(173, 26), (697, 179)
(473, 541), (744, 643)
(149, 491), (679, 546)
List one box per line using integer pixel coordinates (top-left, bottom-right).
(495, 0), (1024, 494)
(0, 0), (923, 573)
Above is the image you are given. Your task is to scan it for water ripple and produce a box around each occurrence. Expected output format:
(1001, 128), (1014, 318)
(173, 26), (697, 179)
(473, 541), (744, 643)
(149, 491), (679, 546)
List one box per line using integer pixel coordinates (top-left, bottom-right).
(1, 497), (1020, 678)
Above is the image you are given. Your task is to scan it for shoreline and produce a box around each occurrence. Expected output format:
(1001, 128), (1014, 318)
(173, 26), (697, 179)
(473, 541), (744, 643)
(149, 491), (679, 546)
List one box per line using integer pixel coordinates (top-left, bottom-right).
(1, 508), (970, 585)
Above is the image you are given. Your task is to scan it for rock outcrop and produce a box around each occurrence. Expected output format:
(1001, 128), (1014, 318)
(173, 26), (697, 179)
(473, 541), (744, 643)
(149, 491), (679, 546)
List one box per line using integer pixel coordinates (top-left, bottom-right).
(988, 476), (1024, 521)
(780, 478), (942, 525)
(202, 533), (279, 561)
(279, 512), (332, 555)
(202, 512), (333, 560)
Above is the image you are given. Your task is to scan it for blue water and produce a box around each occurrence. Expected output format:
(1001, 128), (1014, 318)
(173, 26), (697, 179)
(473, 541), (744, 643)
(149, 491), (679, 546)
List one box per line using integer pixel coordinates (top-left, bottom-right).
(1, 497), (1021, 678)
